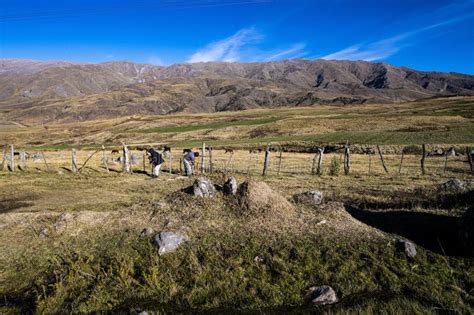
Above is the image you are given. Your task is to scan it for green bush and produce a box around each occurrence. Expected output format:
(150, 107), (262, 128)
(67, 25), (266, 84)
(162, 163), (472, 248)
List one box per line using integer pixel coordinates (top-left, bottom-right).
(329, 156), (341, 176)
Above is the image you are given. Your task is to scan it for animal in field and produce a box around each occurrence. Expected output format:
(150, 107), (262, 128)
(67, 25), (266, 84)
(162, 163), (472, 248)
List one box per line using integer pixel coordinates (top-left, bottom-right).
(224, 148), (234, 154)
(249, 148), (262, 154)
(111, 149), (120, 155)
(163, 145), (171, 153)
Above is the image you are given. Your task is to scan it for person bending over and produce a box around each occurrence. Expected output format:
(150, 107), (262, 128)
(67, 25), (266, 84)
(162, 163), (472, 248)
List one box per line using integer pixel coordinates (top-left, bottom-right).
(183, 149), (195, 176)
(147, 148), (164, 178)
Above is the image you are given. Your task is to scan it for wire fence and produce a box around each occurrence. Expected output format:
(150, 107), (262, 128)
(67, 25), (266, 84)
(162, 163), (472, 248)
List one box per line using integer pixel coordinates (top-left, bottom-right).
(2, 145), (471, 177)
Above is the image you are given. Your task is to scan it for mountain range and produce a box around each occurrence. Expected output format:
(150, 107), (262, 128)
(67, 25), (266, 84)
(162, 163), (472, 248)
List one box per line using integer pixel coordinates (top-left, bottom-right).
(1, 58), (473, 123)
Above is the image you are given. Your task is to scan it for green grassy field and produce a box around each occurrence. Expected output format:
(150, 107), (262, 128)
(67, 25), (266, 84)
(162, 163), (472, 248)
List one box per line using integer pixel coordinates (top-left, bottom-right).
(0, 97), (473, 313)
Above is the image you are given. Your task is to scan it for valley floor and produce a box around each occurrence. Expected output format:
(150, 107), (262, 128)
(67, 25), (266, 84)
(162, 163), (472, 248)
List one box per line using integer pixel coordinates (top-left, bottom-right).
(0, 151), (473, 313)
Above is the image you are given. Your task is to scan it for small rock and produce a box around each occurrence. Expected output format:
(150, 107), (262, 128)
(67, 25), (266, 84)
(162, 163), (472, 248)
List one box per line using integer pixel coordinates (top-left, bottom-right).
(440, 178), (467, 194)
(316, 219), (327, 226)
(305, 285), (338, 305)
(38, 227), (49, 239)
(192, 177), (216, 198)
(223, 177), (238, 196)
(154, 231), (189, 255)
(396, 239), (417, 258)
(151, 201), (168, 209)
(254, 255), (265, 263)
(293, 191), (323, 205)
(140, 227), (155, 238)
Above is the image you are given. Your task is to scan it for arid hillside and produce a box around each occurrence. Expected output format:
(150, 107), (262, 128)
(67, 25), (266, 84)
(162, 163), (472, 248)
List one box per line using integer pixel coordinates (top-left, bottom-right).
(1, 59), (473, 123)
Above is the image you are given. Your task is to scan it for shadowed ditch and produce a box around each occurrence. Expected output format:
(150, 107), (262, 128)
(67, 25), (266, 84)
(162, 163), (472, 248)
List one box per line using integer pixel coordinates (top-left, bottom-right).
(345, 204), (466, 257)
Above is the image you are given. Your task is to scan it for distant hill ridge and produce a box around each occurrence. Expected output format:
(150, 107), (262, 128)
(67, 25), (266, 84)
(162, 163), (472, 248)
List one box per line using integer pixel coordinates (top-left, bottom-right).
(0, 58), (473, 123)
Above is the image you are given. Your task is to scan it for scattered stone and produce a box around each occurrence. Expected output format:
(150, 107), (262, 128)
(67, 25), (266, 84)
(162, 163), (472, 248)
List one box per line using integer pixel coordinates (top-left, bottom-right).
(304, 285), (338, 305)
(38, 227), (49, 239)
(192, 177), (216, 198)
(223, 176), (238, 196)
(254, 255), (265, 263)
(151, 201), (168, 209)
(54, 212), (74, 232)
(154, 231), (189, 255)
(440, 178), (467, 194)
(293, 191), (323, 205)
(396, 239), (417, 258)
(447, 147), (456, 157)
(316, 219), (327, 226)
(140, 227), (155, 238)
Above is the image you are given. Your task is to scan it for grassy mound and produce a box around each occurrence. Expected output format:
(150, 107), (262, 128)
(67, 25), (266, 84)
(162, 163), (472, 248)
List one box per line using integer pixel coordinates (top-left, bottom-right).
(237, 181), (295, 217)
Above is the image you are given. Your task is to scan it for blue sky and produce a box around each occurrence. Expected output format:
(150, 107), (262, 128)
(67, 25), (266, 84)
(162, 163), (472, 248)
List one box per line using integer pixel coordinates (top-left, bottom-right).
(0, 0), (473, 73)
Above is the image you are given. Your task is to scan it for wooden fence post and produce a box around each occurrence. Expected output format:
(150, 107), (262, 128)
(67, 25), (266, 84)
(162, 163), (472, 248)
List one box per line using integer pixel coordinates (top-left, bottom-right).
(277, 149), (283, 176)
(10, 144), (14, 172)
(0, 145), (6, 171)
(398, 149), (405, 174)
(377, 145), (388, 173)
(123, 144), (131, 173)
(201, 142), (205, 174)
(208, 146), (213, 173)
(467, 147), (473, 173)
(421, 144), (426, 175)
(72, 149), (78, 173)
(317, 147), (324, 175)
(368, 151), (372, 174)
(169, 153), (173, 174)
(443, 150), (448, 174)
(262, 145), (270, 176)
(20, 151), (27, 170)
(344, 143), (350, 175)
(102, 145), (109, 173)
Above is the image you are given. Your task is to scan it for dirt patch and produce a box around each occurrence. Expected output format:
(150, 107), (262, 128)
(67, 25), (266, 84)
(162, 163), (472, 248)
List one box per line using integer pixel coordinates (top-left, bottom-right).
(237, 181), (295, 217)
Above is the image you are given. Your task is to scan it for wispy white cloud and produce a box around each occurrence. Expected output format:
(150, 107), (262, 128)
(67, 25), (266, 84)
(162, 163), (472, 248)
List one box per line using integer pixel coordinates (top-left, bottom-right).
(187, 27), (308, 63)
(264, 43), (307, 61)
(187, 28), (262, 63)
(323, 13), (474, 62)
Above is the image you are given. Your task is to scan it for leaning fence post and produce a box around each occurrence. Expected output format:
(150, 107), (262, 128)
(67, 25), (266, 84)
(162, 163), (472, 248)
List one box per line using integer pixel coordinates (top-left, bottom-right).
(201, 142), (205, 174)
(467, 147), (473, 173)
(102, 145), (109, 173)
(208, 146), (213, 173)
(443, 149), (448, 174)
(72, 149), (78, 173)
(398, 148), (405, 174)
(10, 144), (15, 172)
(344, 143), (350, 175)
(123, 144), (131, 173)
(41, 151), (50, 171)
(262, 145), (270, 176)
(317, 147), (325, 175)
(377, 145), (388, 173)
(421, 144), (426, 175)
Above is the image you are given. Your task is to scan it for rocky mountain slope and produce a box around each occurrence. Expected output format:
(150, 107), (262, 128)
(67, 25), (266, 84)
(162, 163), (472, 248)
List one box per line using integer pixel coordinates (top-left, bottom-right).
(1, 59), (473, 123)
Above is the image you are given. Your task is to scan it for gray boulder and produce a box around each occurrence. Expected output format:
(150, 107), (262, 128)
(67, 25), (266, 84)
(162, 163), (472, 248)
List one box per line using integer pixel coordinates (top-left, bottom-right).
(223, 177), (238, 196)
(396, 239), (417, 258)
(192, 177), (216, 198)
(304, 285), (338, 305)
(440, 178), (466, 194)
(293, 191), (323, 205)
(154, 231), (189, 255)
(38, 227), (49, 239)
